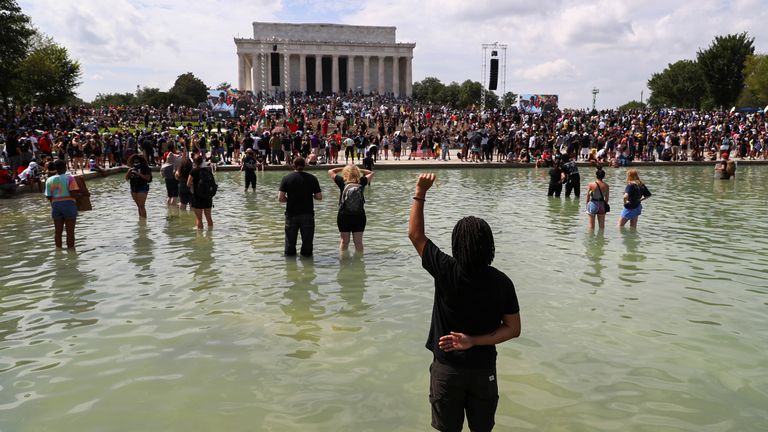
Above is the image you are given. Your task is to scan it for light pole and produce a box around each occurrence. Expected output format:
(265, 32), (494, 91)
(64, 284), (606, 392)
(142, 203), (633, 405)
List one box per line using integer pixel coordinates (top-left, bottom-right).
(591, 87), (599, 111)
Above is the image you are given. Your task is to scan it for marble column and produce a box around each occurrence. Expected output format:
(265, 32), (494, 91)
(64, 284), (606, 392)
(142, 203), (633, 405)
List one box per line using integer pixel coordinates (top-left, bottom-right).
(249, 54), (258, 94)
(315, 55), (322, 93)
(238, 54), (246, 90)
(346, 56), (353, 93)
(332, 55), (339, 93)
(393, 56), (400, 97)
(377, 56), (385, 94)
(265, 52), (272, 91)
(299, 53), (307, 93)
(405, 56), (413, 97)
(283, 53), (290, 95)
(363, 56), (370, 94)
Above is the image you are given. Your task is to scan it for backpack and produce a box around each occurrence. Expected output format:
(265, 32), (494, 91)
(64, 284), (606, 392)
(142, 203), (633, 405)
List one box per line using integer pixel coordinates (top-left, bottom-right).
(195, 168), (218, 198)
(339, 182), (365, 214)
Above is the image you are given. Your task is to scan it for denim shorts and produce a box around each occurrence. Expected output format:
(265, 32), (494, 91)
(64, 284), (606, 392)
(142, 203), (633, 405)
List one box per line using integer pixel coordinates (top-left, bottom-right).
(131, 184), (150, 194)
(587, 200), (606, 215)
(621, 204), (642, 220)
(51, 200), (78, 219)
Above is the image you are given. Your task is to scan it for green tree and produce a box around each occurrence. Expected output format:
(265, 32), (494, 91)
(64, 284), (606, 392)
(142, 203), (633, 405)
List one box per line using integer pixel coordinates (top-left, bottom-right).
(647, 60), (706, 108)
(439, 82), (461, 107)
(501, 91), (518, 108)
(483, 90), (500, 109)
(15, 35), (81, 105)
(618, 100), (647, 111)
(0, 0), (36, 110)
(458, 80), (483, 108)
(91, 92), (137, 107)
(738, 54), (768, 107)
(216, 81), (232, 91)
(412, 76), (445, 104)
(696, 32), (755, 108)
(169, 72), (208, 104)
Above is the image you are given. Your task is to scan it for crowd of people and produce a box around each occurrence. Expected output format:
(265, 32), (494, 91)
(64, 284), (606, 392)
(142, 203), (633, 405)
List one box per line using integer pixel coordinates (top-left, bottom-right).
(2, 94), (767, 188)
(6, 93), (764, 430)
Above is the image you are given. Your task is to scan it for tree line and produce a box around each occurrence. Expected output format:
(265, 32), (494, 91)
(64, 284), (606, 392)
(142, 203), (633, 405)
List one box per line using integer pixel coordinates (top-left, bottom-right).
(0, 0), (81, 109)
(412, 77), (517, 109)
(645, 32), (768, 110)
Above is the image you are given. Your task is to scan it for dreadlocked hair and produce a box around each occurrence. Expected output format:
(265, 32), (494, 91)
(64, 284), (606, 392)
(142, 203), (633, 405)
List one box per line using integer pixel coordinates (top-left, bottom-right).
(451, 216), (495, 272)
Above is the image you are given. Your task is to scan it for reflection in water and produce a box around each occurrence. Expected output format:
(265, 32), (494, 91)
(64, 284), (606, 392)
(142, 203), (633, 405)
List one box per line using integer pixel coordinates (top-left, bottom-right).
(336, 253), (370, 317)
(47, 249), (97, 329)
(130, 219), (155, 280)
(280, 259), (324, 357)
(621, 229), (644, 263)
(546, 196), (580, 235)
(583, 231), (607, 289)
(188, 231), (219, 291)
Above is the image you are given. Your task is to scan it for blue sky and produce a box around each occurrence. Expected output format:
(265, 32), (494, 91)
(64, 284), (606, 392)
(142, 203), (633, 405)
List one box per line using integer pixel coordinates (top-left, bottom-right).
(18, 0), (768, 108)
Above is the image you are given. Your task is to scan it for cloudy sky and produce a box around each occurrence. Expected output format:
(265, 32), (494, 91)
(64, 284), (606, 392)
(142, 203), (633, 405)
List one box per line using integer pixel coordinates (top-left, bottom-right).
(18, 0), (768, 108)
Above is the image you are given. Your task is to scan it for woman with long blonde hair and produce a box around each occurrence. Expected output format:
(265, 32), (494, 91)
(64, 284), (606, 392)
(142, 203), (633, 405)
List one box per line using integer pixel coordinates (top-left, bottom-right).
(328, 164), (374, 252)
(619, 168), (652, 228)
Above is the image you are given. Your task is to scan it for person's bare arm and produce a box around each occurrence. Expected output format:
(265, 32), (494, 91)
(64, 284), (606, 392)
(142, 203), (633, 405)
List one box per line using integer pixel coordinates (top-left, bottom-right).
(313, 192), (323, 201)
(328, 167), (343, 180)
(278, 190), (287, 203)
(408, 173), (436, 257)
(438, 313), (521, 352)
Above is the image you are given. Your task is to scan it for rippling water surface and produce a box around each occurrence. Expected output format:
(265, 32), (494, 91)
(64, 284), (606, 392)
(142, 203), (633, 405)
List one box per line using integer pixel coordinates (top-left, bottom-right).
(1, 166), (767, 431)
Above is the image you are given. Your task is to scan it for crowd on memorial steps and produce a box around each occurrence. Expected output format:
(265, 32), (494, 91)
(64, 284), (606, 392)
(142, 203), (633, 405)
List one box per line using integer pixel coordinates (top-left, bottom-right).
(1, 91), (765, 198)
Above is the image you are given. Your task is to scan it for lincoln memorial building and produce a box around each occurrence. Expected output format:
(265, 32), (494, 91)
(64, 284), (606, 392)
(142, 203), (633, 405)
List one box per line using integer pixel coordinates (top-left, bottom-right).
(234, 22), (415, 97)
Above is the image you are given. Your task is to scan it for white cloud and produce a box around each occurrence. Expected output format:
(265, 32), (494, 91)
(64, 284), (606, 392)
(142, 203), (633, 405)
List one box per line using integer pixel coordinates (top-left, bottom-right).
(17, 0), (768, 108)
(517, 59), (578, 81)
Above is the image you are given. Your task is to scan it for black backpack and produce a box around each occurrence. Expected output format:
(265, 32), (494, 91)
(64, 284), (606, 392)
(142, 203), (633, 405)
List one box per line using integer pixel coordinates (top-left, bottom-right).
(339, 182), (364, 214)
(195, 168), (218, 198)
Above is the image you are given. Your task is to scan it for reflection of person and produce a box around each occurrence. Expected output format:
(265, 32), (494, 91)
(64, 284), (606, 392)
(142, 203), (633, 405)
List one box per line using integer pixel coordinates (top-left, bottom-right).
(125, 154), (152, 219)
(619, 168), (652, 228)
(586, 167), (609, 230)
(328, 165), (373, 252)
(278, 157), (323, 257)
(45, 159), (80, 248)
(408, 173), (521, 432)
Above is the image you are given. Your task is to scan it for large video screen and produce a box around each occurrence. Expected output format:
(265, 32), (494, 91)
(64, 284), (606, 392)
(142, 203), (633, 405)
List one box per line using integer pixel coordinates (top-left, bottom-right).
(519, 94), (559, 114)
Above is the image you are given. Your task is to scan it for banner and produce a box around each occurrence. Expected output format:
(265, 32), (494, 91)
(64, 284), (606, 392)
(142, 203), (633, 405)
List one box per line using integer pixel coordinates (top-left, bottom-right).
(519, 94), (559, 114)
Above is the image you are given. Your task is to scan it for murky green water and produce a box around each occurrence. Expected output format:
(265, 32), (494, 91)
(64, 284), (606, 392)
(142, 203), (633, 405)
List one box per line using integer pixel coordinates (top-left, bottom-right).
(1, 165), (767, 431)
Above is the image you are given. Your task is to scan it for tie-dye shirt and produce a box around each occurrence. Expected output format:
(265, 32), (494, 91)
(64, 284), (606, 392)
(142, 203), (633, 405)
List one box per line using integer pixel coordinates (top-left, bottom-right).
(45, 174), (79, 202)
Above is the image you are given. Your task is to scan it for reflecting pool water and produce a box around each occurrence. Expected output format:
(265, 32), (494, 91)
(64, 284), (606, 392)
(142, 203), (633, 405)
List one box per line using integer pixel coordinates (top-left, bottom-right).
(1, 166), (767, 431)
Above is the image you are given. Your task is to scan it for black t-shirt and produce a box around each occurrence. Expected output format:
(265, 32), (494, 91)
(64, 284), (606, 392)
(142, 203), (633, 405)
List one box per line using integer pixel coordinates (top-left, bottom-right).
(548, 166), (563, 184)
(421, 240), (519, 369)
(279, 171), (321, 216)
(129, 164), (151, 188)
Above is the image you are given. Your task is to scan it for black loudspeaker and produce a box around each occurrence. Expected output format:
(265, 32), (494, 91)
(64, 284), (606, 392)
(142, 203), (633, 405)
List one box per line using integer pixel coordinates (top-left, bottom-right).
(270, 52), (280, 87)
(489, 59), (499, 91)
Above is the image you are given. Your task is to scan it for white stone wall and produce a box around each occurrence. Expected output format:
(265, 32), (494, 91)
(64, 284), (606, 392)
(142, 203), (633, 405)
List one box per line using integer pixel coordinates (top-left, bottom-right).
(253, 22), (396, 44)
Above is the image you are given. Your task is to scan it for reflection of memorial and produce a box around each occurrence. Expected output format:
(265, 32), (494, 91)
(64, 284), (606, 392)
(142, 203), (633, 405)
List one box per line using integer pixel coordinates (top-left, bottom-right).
(235, 22), (415, 96)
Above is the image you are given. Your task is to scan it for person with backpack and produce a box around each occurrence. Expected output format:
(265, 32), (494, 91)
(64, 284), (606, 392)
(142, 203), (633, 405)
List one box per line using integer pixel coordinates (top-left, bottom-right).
(327, 164), (373, 253)
(241, 148), (259, 192)
(187, 154), (216, 230)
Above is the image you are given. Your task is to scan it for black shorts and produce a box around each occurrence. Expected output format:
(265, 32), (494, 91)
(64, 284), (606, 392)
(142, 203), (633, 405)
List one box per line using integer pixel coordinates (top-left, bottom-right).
(165, 178), (179, 198)
(337, 212), (366, 233)
(429, 360), (498, 432)
(179, 184), (192, 205)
